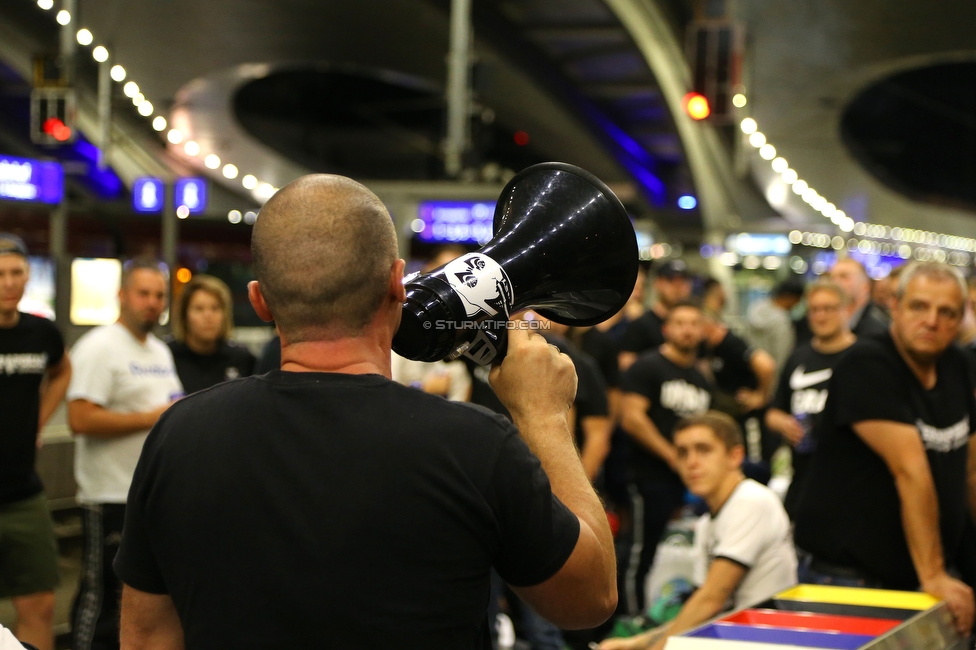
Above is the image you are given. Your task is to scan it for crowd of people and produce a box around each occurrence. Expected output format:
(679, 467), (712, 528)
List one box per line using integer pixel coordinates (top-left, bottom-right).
(1, 175), (975, 649)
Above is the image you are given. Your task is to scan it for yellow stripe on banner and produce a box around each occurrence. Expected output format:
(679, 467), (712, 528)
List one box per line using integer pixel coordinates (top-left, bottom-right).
(775, 585), (938, 610)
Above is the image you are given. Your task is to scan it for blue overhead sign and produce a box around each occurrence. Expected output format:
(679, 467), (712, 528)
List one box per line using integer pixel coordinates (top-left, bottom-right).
(132, 177), (164, 213)
(416, 201), (496, 245)
(174, 177), (207, 214)
(0, 155), (63, 204)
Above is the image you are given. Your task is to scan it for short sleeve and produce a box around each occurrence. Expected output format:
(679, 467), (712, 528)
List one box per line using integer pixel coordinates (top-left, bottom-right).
(113, 421), (168, 593)
(831, 344), (913, 426)
(711, 496), (776, 568)
(488, 434), (581, 587)
(43, 319), (65, 367)
(67, 335), (114, 406)
(621, 354), (659, 402)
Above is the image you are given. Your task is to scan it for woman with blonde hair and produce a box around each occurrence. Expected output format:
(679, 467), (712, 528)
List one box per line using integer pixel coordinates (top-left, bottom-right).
(168, 274), (255, 394)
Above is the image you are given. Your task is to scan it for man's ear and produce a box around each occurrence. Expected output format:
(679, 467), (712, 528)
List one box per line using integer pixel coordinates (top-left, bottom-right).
(248, 281), (274, 322)
(730, 443), (746, 470)
(390, 259), (406, 304)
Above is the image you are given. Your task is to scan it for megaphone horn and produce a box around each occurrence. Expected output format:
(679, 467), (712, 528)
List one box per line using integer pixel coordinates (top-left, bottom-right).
(393, 162), (639, 364)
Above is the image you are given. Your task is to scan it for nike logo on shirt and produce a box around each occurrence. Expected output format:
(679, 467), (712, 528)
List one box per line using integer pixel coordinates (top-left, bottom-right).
(789, 366), (833, 390)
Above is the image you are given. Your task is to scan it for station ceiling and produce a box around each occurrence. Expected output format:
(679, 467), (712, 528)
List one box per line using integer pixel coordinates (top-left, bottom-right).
(0, 0), (974, 242)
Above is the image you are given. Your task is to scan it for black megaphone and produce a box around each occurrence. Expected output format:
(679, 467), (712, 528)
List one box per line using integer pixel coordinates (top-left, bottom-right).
(392, 162), (639, 365)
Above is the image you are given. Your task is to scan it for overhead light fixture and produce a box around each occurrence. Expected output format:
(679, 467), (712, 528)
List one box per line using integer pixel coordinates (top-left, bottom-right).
(732, 93), (747, 108)
(92, 45), (109, 62)
(55, 9), (70, 25)
(137, 101), (153, 117)
(759, 144), (776, 160)
(748, 132), (766, 148)
(110, 65), (126, 81)
(76, 29), (93, 45)
(184, 140), (200, 156)
(222, 164), (239, 179)
(123, 81), (139, 98)
(204, 154), (221, 169)
(167, 129), (184, 144)
(740, 117), (757, 134)
(152, 116), (167, 131)
(242, 174), (258, 190)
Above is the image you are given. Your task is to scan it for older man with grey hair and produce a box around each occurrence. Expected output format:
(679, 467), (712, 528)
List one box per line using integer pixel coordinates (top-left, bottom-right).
(112, 174), (616, 649)
(794, 261), (975, 636)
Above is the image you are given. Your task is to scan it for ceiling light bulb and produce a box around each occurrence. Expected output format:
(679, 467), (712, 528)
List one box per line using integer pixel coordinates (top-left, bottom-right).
(167, 129), (184, 144)
(56, 9), (70, 25)
(222, 164), (239, 179)
(110, 65), (126, 81)
(138, 101), (153, 116)
(740, 117), (757, 135)
(782, 168), (798, 184)
(92, 45), (109, 62)
(793, 179), (808, 194)
(204, 154), (221, 169)
(242, 174), (258, 190)
(759, 144), (776, 160)
(37, 0), (54, 10)
(771, 157), (788, 173)
(123, 81), (139, 98)
(184, 140), (200, 156)
(732, 94), (747, 108)
(76, 29), (93, 45)
(749, 131), (766, 148)
(152, 116), (167, 131)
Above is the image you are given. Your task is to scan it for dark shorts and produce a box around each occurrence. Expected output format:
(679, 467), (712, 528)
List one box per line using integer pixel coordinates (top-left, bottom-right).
(0, 493), (60, 598)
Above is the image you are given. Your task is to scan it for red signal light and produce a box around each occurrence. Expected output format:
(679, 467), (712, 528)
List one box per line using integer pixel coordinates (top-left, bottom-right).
(43, 117), (72, 142)
(683, 92), (711, 120)
(513, 130), (530, 146)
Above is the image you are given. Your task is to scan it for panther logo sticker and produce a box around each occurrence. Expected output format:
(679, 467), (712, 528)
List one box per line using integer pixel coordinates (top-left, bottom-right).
(440, 253), (514, 318)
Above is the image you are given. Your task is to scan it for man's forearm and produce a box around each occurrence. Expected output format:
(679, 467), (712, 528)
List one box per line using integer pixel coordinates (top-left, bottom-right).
(38, 370), (71, 431)
(622, 411), (675, 467)
(893, 467), (947, 583)
(69, 403), (156, 438)
(579, 416), (611, 482)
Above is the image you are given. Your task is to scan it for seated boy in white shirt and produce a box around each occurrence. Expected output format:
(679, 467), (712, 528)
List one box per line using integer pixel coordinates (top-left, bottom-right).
(601, 411), (797, 650)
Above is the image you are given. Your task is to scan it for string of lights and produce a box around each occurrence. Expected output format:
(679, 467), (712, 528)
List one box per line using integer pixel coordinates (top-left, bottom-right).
(35, 0), (278, 224)
(736, 95), (974, 267)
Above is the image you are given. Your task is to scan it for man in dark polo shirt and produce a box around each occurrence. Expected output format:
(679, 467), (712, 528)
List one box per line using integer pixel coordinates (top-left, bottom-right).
(620, 300), (711, 614)
(794, 261), (976, 636)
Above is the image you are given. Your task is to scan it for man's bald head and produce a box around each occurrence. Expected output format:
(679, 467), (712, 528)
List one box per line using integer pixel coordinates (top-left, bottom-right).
(252, 174), (398, 341)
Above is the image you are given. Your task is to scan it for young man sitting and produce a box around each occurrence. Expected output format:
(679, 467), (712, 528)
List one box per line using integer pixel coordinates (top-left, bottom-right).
(601, 412), (797, 650)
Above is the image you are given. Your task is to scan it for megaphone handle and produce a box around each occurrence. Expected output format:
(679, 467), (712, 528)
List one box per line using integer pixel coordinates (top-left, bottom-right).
(455, 318), (509, 365)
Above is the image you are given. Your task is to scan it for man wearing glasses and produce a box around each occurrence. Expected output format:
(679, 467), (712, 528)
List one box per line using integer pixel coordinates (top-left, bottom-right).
(765, 279), (855, 517)
(793, 261), (976, 637)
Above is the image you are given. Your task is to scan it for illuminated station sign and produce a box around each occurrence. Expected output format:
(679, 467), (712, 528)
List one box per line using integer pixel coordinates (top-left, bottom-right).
(0, 155), (64, 204)
(414, 201), (496, 245)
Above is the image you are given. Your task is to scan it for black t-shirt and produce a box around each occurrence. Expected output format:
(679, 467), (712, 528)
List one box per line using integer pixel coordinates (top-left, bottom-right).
(793, 331), (976, 589)
(621, 350), (711, 483)
(578, 327), (621, 389)
(0, 313), (64, 505)
(772, 341), (852, 516)
(703, 330), (757, 393)
(168, 340), (256, 395)
(852, 305), (889, 340)
(114, 371), (580, 649)
(620, 310), (666, 354)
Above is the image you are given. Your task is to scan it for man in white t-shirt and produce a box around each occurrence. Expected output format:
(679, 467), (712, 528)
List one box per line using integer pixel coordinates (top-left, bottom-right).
(66, 259), (182, 650)
(601, 411), (796, 650)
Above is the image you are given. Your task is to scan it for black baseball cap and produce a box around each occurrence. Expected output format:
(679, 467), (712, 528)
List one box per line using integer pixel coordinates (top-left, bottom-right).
(655, 259), (691, 279)
(0, 233), (28, 258)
